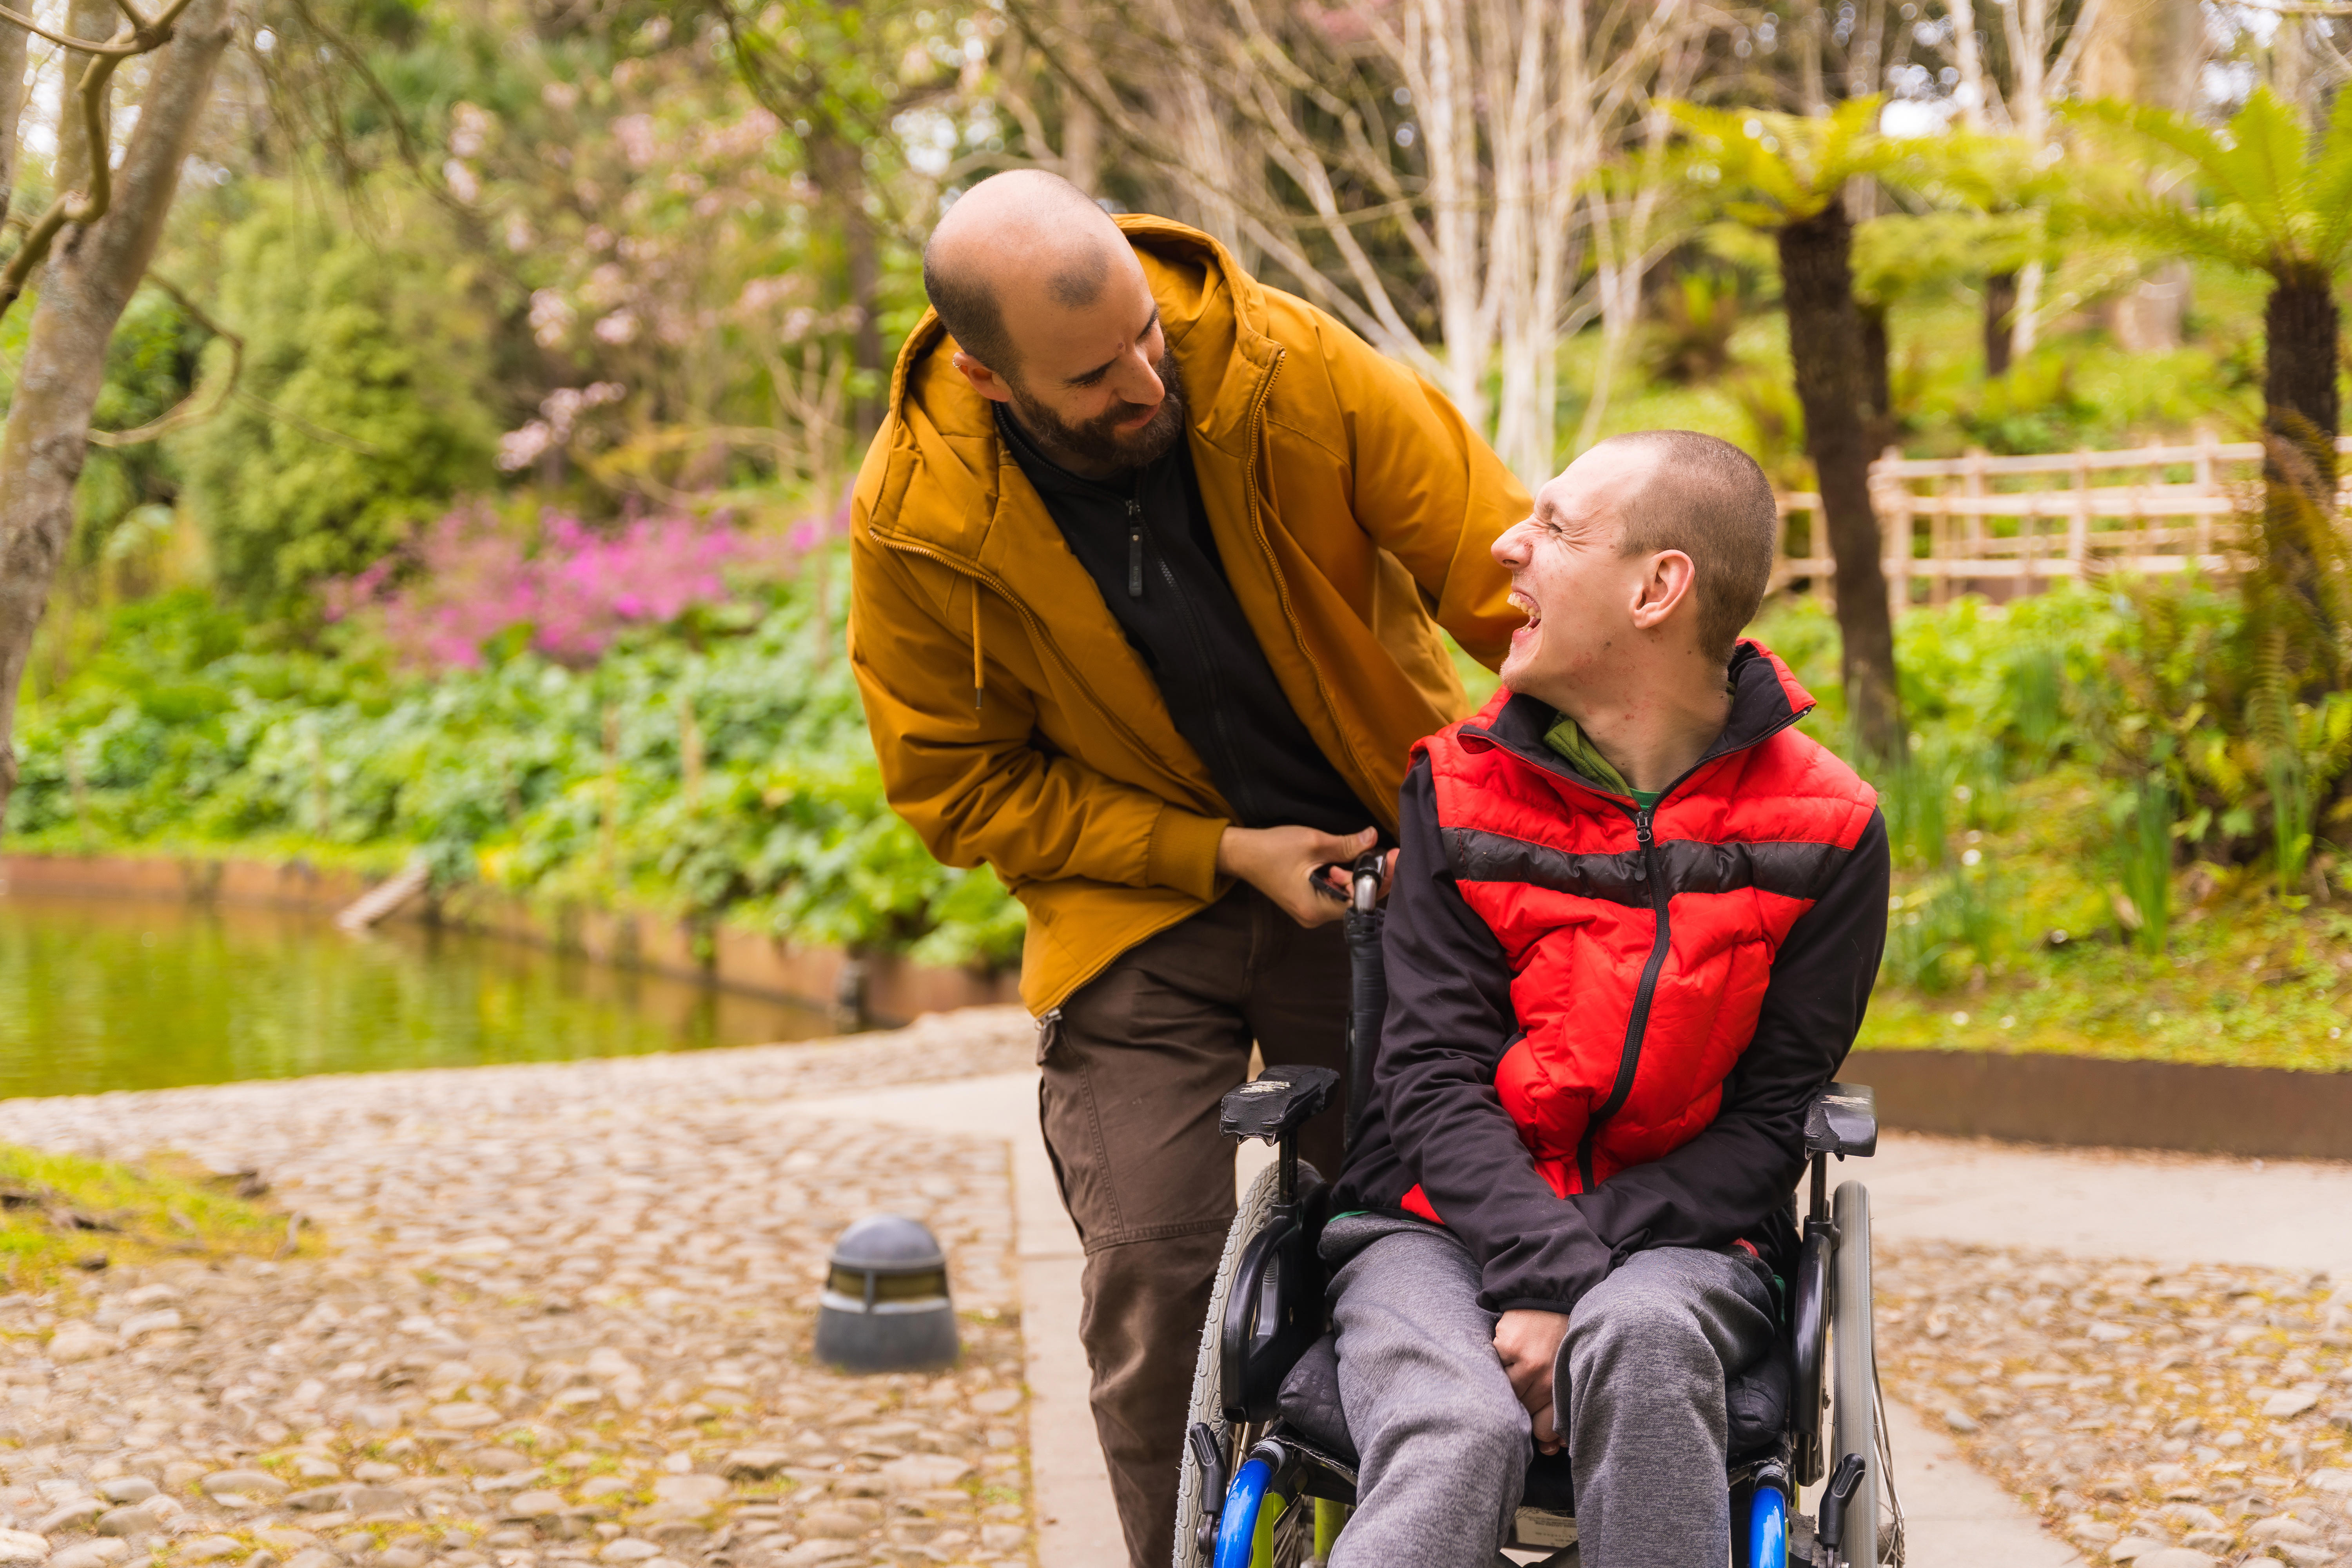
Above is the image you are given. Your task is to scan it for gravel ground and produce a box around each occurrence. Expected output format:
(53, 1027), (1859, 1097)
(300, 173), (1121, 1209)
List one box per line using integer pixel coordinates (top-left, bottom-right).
(1880, 1240), (2352, 1568)
(0, 1009), (1038, 1568)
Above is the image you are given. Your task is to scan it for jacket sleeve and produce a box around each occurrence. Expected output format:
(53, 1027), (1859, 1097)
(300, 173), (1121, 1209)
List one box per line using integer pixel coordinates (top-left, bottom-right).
(1375, 759), (1614, 1314)
(1293, 304), (1528, 670)
(1568, 810), (1892, 1260)
(848, 524), (1230, 902)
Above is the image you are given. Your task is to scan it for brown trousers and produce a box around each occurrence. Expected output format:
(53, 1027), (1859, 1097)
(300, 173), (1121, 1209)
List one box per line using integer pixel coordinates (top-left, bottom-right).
(1037, 885), (1351, 1568)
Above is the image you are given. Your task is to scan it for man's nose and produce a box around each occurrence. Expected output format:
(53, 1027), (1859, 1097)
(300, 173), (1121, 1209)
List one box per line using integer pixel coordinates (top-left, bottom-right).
(1492, 521), (1532, 566)
(1115, 349), (1164, 408)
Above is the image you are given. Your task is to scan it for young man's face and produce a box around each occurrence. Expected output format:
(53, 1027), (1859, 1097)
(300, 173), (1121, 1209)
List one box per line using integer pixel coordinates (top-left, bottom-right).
(1491, 444), (1659, 704)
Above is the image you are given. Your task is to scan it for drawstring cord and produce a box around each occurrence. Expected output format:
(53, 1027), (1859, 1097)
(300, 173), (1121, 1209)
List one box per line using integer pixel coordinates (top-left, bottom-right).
(970, 583), (985, 712)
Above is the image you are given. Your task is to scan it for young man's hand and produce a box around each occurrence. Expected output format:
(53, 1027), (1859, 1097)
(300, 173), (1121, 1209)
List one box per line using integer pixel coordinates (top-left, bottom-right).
(1494, 1307), (1572, 1455)
(1216, 825), (1393, 926)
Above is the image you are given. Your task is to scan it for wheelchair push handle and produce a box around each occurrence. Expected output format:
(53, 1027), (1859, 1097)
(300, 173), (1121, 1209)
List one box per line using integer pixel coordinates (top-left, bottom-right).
(1817, 1452), (1867, 1566)
(1310, 848), (1389, 911)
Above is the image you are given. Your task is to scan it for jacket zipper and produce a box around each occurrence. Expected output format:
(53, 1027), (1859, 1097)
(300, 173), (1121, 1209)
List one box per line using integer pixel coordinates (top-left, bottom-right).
(1577, 803), (1668, 1192)
(1464, 692), (1813, 1195)
(1151, 528), (1269, 826)
(1125, 495), (1144, 599)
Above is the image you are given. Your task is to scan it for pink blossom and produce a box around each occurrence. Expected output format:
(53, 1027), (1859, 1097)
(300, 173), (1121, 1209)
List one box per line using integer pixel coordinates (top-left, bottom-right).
(322, 506), (784, 670)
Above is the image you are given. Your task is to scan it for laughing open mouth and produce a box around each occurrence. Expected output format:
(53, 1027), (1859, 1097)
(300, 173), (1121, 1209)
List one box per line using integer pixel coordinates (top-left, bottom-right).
(1508, 588), (1542, 629)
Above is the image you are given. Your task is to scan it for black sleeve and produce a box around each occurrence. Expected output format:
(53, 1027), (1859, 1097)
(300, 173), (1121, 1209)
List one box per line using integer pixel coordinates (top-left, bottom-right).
(1568, 809), (1892, 1262)
(1374, 759), (1614, 1314)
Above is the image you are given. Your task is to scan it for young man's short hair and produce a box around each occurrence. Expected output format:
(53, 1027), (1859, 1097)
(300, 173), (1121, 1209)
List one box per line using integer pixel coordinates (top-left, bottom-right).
(1600, 430), (1780, 662)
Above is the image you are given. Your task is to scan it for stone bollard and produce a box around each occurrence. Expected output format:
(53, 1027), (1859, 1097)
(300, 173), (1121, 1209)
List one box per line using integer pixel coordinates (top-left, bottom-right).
(813, 1214), (958, 1372)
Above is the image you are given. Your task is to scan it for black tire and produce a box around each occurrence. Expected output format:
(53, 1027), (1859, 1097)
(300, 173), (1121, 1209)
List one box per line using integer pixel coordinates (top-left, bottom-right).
(1831, 1179), (1881, 1566)
(1173, 1160), (1291, 1568)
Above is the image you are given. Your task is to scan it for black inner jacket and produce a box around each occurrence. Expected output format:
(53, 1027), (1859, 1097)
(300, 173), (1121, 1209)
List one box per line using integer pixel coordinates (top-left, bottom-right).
(1332, 652), (1892, 1315)
(996, 403), (1371, 836)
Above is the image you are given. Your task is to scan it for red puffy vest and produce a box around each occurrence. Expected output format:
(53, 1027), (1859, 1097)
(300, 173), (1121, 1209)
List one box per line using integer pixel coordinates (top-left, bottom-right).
(1399, 643), (1878, 1222)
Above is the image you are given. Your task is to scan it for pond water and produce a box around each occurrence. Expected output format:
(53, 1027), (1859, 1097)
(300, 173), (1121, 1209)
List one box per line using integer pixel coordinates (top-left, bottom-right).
(0, 893), (840, 1100)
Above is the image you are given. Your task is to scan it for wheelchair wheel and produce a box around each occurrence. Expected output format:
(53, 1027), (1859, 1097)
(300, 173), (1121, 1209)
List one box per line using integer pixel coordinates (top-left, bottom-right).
(1173, 1158), (1294, 1568)
(1830, 1179), (1882, 1567)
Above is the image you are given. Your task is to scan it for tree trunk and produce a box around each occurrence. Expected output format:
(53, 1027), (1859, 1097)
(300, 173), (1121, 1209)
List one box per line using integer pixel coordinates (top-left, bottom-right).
(1859, 298), (1893, 434)
(53, 0), (118, 200)
(1983, 271), (2017, 377)
(1056, 0), (1100, 193)
(0, 18), (27, 222)
(1778, 203), (1904, 760)
(806, 127), (886, 441)
(0, 0), (232, 824)
(2261, 268), (2341, 609)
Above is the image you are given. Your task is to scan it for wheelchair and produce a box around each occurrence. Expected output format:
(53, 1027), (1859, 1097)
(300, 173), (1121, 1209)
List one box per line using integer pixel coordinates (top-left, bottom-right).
(1172, 854), (1899, 1568)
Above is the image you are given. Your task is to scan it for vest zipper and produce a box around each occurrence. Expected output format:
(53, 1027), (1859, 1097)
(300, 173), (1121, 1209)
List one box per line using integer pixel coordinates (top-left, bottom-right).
(1577, 803), (1671, 1192)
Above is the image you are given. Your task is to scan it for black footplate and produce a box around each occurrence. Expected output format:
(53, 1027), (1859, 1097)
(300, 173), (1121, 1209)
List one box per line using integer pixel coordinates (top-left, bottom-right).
(1220, 1065), (1339, 1144)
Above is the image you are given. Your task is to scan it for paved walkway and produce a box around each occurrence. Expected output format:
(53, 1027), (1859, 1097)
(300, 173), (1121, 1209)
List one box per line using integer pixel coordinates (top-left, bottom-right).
(780, 1073), (2352, 1568)
(13, 1025), (2345, 1568)
(0, 1015), (1041, 1568)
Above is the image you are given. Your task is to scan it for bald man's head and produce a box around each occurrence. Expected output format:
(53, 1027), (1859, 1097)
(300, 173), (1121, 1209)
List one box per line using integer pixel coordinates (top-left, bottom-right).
(1597, 431), (1779, 661)
(923, 171), (1127, 383)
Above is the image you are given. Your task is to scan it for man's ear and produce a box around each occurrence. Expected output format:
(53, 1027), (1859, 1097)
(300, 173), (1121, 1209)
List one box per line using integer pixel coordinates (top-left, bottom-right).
(1628, 549), (1698, 632)
(950, 350), (1016, 405)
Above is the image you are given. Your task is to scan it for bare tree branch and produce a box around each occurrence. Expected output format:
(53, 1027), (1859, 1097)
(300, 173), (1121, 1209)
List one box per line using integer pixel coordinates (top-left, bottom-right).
(0, 0), (203, 322)
(85, 272), (241, 447)
(0, 4), (147, 56)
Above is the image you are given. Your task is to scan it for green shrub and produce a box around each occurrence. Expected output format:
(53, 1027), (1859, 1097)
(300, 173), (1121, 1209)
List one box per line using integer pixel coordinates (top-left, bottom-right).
(172, 189), (503, 612)
(4, 557), (1024, 969)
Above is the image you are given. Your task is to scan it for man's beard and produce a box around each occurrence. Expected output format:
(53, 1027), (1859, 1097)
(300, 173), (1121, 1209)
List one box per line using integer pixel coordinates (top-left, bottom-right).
(1008, 350), (1189, 473)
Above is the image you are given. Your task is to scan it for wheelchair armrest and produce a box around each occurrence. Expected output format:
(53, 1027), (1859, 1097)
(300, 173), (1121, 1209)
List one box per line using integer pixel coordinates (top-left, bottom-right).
(1804, 1082), (1877, 1159)
(1221, 1065), (1340, 1145)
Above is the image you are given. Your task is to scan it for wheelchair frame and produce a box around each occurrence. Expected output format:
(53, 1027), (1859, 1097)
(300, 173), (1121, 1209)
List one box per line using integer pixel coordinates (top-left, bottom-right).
(1172, 854), (1894, 1568)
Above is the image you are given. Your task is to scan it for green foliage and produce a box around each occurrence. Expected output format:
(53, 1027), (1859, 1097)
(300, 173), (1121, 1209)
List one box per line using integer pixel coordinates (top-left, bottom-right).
(1947, 356), (2101, 454)
(4, 557), (1023, 969)
(1666, 97), (1896, 226)
(172, 189), (502, 610)
(1642, 271), (1749, 384)
(2114, 770), (2174, 955)
(0, 1143), (299, 1289)
(2067, 87), (2352, 281)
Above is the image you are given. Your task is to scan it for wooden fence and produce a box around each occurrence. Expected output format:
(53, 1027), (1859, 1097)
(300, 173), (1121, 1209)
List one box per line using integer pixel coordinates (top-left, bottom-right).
(1774, 433), (2352, 615)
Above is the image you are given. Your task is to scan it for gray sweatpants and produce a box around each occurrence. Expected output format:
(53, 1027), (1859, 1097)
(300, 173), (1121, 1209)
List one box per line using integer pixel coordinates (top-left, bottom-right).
(1323, 1216), (1776, 1568)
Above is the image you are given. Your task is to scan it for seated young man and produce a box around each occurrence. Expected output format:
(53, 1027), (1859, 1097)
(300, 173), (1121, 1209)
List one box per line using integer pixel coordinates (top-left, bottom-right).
(1323, 430), (1890, 1568)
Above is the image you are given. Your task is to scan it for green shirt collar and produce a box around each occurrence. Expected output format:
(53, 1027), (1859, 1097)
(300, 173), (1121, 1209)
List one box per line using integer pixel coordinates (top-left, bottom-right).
(1541, 709), (1663, 809)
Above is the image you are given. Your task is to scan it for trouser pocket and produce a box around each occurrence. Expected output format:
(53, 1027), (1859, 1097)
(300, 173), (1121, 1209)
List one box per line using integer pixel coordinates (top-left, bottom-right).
(1034, 1006), (1062, 1066)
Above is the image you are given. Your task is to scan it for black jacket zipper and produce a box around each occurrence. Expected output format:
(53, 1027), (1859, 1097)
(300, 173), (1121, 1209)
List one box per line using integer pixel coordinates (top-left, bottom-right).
(1127, 474), (1267, 826)
(1459, 690), (1814, 1196)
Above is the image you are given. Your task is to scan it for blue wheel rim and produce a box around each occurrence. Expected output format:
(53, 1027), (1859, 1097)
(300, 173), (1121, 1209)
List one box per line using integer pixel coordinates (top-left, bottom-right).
(1213, 1457), (1275, 1568)
(1748, 1478), (1789, 1568)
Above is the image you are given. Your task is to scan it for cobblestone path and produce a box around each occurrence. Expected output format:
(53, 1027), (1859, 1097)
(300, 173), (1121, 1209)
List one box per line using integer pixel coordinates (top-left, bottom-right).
(1881, 1240), (2352, 1568)
(0, 1009), (1036, 1568)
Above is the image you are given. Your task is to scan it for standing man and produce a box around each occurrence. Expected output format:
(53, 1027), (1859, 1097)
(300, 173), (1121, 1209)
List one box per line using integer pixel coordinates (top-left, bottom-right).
(847, 170), (1524, 1568)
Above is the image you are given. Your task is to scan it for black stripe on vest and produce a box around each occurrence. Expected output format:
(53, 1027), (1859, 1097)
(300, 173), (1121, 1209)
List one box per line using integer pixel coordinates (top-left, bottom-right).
(1443, 828), (1851, 909)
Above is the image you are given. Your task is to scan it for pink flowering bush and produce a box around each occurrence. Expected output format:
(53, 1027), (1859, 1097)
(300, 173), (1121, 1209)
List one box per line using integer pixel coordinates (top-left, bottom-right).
(325, 506), (794, 670)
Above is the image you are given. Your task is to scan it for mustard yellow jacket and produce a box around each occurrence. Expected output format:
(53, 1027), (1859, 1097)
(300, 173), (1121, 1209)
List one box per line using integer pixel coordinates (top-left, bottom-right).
(848, 216), (1529, 1013)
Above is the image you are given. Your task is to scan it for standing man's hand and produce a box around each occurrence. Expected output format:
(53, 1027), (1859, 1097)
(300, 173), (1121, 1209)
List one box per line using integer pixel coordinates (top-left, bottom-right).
(1494, 1308), (1572, 1455)
(1216, 825), (1390, 926)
